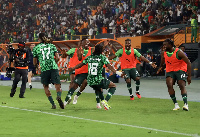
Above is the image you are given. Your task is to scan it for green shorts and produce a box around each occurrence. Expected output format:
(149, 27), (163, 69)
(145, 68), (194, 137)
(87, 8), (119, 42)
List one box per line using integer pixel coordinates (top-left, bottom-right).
(123, 68), (140, 80)
(41, 69), (60, 86)
(90, 78), (110, 91)
(74, 73), (88, 86)
(166, 70), (187, 81)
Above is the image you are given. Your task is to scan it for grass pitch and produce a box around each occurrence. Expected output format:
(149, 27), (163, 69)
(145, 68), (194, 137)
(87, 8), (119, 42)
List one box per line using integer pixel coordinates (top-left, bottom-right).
(0, 85), (199, 137)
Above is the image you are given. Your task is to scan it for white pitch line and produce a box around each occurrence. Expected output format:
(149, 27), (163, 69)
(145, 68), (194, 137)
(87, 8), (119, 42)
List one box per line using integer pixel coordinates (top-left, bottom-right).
(0, 105), (198, 137)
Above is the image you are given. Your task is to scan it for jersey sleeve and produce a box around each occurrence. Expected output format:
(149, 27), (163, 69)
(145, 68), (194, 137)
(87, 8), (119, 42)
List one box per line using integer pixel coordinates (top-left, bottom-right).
(66, 48), (76, 55)
(134, 49), (141, 58)
(115, 49), (123, 57)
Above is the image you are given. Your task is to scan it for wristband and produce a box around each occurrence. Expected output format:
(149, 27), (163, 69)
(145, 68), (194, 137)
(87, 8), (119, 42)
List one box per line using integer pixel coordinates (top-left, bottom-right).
(116, 71), (122, 76)
(149, 62), (152, 65)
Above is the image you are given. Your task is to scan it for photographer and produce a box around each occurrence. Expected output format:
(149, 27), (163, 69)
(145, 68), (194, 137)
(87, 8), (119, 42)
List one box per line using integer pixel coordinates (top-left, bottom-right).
(10, 42), (30, 98)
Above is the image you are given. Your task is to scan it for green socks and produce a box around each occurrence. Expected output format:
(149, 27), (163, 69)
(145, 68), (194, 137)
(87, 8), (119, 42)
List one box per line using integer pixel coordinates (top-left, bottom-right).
(48, 96), (55, 105)
(136, 80), (140, 91)
(76, 91), (82, 96)
(127, 83), (132, 95)
(95, 91), (100, 103)
(65, 88), (75, 102)
(57, 91), (62, 97)
(182, 94), (188, 104)
(170, 94), (177, 104)
(105, 87), (116, 101)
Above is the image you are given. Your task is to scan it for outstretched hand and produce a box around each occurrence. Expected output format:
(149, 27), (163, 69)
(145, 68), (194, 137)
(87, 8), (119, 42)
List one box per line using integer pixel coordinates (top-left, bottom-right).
(151, 62), (157, 69)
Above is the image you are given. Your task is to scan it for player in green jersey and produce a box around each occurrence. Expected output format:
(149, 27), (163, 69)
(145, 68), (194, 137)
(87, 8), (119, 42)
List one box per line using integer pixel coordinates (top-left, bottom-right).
(33, 33), (64, 109)
(69, 44), (125, 110)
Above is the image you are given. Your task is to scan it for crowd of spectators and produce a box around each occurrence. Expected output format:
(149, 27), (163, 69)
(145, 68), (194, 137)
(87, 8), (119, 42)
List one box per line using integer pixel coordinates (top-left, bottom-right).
(0, 0), (200, 44)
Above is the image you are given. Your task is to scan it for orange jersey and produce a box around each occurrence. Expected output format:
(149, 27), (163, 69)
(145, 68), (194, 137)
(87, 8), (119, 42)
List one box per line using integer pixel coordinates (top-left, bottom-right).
(164, 48), (187, 72)
(75, 47), (92, 75)
(68, 48), (80, 68)
(119, 48), (136, 70)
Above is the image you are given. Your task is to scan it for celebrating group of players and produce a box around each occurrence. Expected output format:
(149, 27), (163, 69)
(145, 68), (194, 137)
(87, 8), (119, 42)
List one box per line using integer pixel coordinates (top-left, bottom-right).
(30, 33), (191, 111)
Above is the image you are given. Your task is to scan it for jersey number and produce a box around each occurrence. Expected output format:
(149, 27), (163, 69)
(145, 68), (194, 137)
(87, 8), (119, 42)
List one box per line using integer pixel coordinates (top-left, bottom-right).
(40, 47), (50, 60)
(89, 63), (98, 75)
(181, 74), (186, 78)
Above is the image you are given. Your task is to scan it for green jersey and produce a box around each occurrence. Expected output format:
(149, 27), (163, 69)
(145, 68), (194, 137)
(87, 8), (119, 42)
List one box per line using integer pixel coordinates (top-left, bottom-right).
(33, 43), (58, 72)
(83, 54), (110, 85)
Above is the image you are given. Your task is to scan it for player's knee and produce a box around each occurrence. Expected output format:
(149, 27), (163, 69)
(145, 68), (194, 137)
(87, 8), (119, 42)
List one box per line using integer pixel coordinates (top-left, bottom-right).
(135, 77), (140, 81)
(45, 90), (51, 97)
(126, 79), (131, 83)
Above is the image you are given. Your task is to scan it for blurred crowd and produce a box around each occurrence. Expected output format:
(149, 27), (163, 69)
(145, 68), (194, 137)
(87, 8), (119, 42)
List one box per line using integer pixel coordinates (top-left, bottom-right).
(0, 0), (200, 44)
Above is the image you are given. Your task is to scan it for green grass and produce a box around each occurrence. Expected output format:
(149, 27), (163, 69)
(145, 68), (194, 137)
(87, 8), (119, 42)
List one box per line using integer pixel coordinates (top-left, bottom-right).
(0, 85), (199, 137)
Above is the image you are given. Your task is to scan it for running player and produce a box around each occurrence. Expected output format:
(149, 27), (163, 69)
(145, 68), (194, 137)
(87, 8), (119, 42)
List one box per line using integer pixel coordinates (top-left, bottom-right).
(33, 33), (64, 109)
(157, 39), (191, 111)
(109, 39), (156, 100)
(69, 44), (124, 110)
(61, 40), (87, 104)
(64, 38), (92, 106)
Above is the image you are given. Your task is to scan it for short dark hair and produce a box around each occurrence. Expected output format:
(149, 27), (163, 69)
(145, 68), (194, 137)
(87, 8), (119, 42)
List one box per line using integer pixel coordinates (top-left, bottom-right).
(93, 44), (103, 55)
(125, 39), (131, 42)
(164, 39), (174, 46)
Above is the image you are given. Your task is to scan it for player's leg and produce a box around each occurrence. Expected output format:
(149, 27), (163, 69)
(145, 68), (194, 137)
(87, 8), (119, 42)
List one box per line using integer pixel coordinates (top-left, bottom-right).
(28, 70), (33, 90)
(69, 71), (75, 89)
(43, 84), (56, 109)
(72, 73), (88, 104)
(176, 71), (188, 111)
(19, 69), (28, 98)
(166, 72), (179, 110)
(131, 68), (141, 99)
(91, 85), (104, 109)
(124, 70), (134, 100)
(10, 69), (20, 97)
(73, 79), (87, 104)
(101, 79), (116, 110)
(51, 69), (64, 109)
(41, 70), (56, 108)
(64, 73), (87, 106)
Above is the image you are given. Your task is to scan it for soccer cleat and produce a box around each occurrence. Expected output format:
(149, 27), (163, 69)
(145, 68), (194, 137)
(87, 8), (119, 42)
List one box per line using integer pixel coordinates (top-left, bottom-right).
(183, 103), (189, 111)
(73, 95), (79, 104)
(51, 104), (56, 109)
(101, 100), (110, 110)
(10, 93), (14, 97)
(56, 97), (64, 109)
(64, 99), (72, 107)
(173, 103), (180, 110)
(96, 103), (102, 109)
(130, 95), (134, 100)
(136, 92), (141, 99)
(29, 85), (32, 90)
(19, 95), (25, 98)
